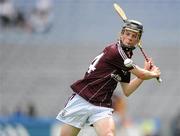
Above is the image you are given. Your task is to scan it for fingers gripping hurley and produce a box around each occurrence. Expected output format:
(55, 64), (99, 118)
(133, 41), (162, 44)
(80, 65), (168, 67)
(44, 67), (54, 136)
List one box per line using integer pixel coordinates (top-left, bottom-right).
(137, 41), (162, 83)
(113, 3), (128, 22)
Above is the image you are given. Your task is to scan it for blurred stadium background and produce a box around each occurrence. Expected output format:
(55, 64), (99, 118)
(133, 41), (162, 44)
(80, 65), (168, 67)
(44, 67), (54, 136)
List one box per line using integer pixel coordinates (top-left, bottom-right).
(0, 0), (180, 136)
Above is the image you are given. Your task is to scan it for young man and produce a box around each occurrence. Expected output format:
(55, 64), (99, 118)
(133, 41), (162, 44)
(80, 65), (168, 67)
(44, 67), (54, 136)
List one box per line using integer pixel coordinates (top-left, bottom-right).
(56, 20), (161, 136)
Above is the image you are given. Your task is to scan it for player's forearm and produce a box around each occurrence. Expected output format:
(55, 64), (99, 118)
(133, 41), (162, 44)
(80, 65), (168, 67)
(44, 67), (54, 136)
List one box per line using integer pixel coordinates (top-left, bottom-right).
(121, 77), (143, 97)
(130, 65), (157, 80)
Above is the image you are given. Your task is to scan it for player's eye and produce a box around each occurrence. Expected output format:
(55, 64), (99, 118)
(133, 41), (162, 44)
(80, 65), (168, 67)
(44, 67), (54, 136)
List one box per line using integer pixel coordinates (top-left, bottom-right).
(125, 32), (138, 39)
(132, 34), (138, 39)
(124, 32), (130, 36)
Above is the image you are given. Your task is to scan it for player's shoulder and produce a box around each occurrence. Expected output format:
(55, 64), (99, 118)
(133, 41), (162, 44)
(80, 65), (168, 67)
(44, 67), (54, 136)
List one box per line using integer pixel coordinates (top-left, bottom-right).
(103, 42), (119, 59)
(104, 42), (117, 53)
(106, 42), (117, 49)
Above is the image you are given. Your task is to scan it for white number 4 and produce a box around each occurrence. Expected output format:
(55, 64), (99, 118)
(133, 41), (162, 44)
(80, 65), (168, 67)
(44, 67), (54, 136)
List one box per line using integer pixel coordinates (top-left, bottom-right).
(87, 53), (104, 74)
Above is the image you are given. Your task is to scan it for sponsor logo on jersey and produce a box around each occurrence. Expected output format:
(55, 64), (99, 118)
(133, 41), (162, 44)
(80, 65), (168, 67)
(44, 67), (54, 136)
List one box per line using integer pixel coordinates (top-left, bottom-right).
(111, 74), (121, 82)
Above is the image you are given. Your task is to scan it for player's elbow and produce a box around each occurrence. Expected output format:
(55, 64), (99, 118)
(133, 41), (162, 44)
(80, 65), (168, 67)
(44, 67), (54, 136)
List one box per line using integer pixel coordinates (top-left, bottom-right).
(123, 89), (132, 97)
(124, 93), (131, 97)
(121, 83), (133, 97)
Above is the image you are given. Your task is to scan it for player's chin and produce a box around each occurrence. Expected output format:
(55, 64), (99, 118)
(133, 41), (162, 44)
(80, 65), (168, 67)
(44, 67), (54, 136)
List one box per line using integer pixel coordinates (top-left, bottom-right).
(127, 42), (136, 46)
(128, 44), (136, 48)
(124, 43), (134, 47)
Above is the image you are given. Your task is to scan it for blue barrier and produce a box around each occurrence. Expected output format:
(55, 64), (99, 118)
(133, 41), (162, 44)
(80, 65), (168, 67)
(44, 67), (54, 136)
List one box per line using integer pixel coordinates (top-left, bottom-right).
(0, 114), (56, 136)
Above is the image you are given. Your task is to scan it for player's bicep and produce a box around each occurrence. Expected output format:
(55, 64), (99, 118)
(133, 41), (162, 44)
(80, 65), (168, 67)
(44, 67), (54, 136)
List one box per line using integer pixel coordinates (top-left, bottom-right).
(120, 82), (128, 95)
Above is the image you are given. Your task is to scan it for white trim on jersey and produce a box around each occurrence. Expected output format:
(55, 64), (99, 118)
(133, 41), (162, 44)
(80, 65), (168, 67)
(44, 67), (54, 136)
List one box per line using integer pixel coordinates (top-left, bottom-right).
(117, 42), (129, 61)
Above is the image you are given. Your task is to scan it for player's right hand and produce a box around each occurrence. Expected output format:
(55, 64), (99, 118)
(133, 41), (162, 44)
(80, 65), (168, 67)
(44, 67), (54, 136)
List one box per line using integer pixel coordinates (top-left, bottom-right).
(150, 65), (161, 78)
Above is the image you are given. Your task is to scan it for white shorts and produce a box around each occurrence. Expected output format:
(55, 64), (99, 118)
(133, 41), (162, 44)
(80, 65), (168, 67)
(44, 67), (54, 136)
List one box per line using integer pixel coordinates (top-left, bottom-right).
(56, 93), (114, 128)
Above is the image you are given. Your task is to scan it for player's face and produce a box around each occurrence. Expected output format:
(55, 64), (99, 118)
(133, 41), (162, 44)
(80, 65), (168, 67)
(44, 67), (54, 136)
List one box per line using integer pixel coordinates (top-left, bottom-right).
(120, 29), (139, 46)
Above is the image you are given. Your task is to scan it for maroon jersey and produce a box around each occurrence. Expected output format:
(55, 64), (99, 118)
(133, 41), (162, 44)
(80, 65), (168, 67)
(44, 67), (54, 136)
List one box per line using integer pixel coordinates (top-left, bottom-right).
(71, 42), (134, 107)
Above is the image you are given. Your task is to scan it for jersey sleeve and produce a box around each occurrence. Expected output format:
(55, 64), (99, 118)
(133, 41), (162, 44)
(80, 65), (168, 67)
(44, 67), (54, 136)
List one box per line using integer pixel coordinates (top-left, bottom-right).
(118, 70), (131, 83)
